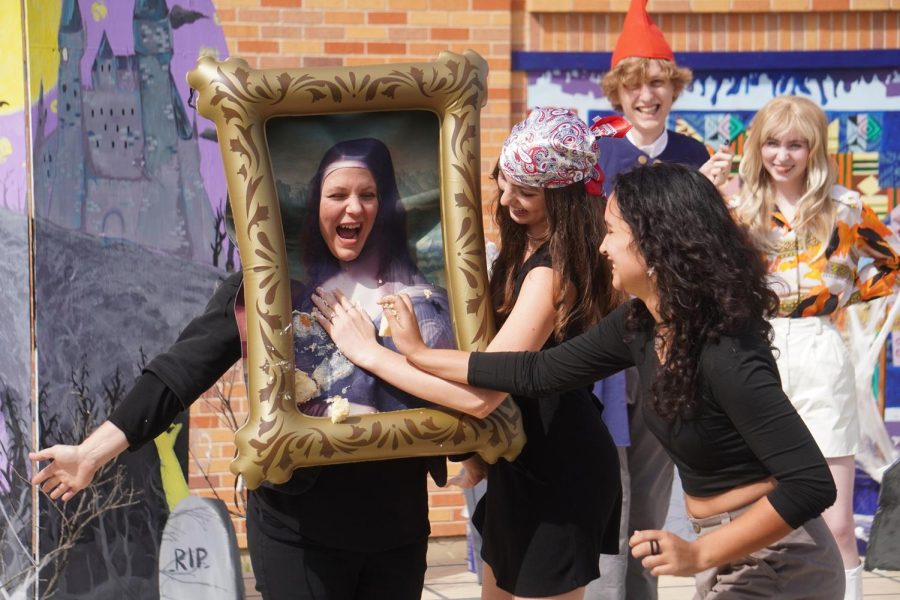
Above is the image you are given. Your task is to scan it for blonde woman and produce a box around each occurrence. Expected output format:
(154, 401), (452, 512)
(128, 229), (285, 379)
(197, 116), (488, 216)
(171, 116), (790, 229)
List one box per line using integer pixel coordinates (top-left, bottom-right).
(734, 95), (900, 600)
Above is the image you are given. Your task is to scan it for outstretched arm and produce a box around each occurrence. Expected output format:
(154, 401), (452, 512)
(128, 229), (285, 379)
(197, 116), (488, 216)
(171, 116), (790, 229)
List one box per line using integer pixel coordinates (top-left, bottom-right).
(30, 273), (243, 501)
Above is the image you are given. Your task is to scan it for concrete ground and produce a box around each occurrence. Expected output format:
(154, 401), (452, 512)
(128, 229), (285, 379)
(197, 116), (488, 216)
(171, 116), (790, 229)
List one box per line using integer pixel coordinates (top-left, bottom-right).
(243, 474), (900, 598)
(242, 537), (900, 599)
(421, 555), (900, 599)
(422, 565), (900, 599)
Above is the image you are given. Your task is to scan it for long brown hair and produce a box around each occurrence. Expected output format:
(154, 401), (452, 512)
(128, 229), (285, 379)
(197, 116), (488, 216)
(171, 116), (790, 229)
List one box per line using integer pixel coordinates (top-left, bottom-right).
(489, 164), (618, 341)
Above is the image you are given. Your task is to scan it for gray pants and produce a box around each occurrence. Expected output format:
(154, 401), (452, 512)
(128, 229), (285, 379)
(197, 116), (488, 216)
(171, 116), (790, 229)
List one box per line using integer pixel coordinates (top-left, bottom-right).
(691, 508), (844, 599)
(587, 368), (674, 600)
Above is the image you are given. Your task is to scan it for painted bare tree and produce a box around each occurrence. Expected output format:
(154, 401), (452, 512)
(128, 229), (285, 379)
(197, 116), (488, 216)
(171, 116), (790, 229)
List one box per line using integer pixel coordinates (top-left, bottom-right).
(210, 198), (226, 269)
(34, 361), (168, 600)
(0, 381), (33, 598)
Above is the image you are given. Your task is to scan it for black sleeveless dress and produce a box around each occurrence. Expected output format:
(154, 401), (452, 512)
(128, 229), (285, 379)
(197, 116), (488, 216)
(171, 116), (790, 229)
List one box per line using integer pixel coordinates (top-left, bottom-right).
(473, 245), (622, 596)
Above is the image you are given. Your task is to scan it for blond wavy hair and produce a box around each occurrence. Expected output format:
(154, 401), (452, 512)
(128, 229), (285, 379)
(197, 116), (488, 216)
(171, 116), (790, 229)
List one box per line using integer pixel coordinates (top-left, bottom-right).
(601, 57), (693, 112)
(737, 96), (836, 251)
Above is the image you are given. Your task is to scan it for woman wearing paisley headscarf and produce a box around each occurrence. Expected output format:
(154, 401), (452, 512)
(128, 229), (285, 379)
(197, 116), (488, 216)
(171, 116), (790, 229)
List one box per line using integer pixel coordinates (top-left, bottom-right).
(315, 108), (622, 600)
(733, 95), (900, 600)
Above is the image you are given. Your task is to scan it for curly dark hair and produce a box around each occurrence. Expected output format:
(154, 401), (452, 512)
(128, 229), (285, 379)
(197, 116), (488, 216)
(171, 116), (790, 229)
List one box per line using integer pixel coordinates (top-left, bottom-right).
(490, 164), (618, 341)
(613, 163), (779, 421)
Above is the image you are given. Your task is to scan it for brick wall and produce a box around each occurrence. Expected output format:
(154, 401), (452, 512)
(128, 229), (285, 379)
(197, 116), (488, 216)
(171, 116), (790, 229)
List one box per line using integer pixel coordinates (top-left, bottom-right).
(524, 11), (900, 52)
(189, 0), (899, 546)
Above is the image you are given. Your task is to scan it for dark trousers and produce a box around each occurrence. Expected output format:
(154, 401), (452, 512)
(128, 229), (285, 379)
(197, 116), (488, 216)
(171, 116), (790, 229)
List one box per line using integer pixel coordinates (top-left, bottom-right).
(247, 494), (428, 600)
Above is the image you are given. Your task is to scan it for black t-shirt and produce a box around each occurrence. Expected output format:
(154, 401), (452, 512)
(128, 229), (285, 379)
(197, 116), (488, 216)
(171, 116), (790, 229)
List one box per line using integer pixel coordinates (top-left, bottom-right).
(109, 272), (438, 551)
(468, 300), (836, 529)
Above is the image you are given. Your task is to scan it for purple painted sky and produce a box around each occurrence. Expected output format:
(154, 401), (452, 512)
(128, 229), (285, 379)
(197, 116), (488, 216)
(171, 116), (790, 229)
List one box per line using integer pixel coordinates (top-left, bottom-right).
(0, 0), (229, 214)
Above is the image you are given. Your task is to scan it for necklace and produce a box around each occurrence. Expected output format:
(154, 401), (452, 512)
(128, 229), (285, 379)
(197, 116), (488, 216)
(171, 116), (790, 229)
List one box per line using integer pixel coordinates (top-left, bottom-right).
(525, 230), (549, 242)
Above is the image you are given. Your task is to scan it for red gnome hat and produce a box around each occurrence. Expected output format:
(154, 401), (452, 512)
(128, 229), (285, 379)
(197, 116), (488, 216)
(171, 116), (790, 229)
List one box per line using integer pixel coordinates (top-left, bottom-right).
(611, 0), (674, 67)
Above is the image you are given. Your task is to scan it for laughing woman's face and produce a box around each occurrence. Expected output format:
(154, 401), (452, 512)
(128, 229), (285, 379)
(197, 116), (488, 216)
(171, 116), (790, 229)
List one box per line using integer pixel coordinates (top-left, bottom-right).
(318, 167), (379, 262)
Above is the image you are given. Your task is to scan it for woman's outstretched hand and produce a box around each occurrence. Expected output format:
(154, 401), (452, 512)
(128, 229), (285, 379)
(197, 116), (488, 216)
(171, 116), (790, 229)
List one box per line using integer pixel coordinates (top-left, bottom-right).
(29, 421), (129, 502)
(378, 294), (426, 356)
(629, 529), (704, 577)
(312, 288), (380, 368)
(30, 445), (97, 502)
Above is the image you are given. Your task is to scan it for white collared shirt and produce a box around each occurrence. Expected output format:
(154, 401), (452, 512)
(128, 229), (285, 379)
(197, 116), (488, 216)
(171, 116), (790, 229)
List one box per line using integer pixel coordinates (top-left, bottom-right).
(626, 129), (669, 159)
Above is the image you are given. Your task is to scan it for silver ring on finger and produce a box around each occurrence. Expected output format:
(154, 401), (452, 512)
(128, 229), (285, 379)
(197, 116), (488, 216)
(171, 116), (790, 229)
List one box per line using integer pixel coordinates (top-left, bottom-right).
(649, 539), (660, 556)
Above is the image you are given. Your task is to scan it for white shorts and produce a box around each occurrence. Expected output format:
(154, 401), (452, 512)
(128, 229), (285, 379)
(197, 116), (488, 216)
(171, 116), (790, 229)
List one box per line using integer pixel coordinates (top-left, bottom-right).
(771, 316), (860, 458)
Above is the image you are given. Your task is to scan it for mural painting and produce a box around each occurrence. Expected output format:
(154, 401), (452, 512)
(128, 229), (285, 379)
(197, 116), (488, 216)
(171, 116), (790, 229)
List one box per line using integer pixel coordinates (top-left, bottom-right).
(0, 0), (34, 596)
(0, 0), (234, 597)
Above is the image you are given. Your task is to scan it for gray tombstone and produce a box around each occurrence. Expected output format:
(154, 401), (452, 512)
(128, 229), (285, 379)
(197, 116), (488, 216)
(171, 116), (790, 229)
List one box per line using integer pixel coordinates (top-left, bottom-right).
(865, 458), (900, 571)
(159, 496), (244, 599)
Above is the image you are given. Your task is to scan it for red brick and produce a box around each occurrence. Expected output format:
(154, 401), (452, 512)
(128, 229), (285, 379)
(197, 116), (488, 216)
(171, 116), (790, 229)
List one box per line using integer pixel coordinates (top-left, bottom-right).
(430, 522), (467, 537)
(730, 0), (769, 9)
(304, 26), (347, 38)
(431, 27), (470, 40)
(303, 56), (345, 67)
(262, 0), (302, 6)
(431, 0), (470, 8)
(367, 42), (408, 53)
(260, 25), (304, 37)
(368, 11), (408, 24)
(472, 27), (508, 40)
(430, 492), (465, 506)
(238, 40), (279, 53)
(325, 11), (366, 24)
(216, 8), (236, 21)
(222, 23), (260, 38)
(386, 27), (429, 40)
(474, 0), (511, 7)
(325, 41), (366, 53)
(238, 8), (282, 21)
(282, 11), (325, 23)
(409, 42), (456, 54)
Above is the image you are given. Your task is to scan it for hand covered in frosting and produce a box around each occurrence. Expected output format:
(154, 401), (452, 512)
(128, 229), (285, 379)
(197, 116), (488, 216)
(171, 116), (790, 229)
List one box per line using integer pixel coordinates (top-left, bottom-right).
(378, 293), (427, 356)
(312, 288), (380, 368)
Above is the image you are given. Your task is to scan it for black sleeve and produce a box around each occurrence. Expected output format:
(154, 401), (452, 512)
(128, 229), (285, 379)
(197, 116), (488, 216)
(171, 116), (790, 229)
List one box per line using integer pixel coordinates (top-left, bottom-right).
(108, 372), (183, 450)
(108, 272), (243, 450)
(703, 337), (837, 528)
(468, 302), (636, 396)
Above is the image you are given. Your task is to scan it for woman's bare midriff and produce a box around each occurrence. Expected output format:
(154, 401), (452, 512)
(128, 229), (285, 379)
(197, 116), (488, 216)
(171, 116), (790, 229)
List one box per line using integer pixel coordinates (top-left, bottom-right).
(685, 478), (776, 519)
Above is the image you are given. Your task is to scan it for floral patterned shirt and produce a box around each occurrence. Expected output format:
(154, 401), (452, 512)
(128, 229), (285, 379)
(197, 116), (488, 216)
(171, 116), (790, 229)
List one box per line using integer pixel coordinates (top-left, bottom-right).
(747, 186), (900, 318)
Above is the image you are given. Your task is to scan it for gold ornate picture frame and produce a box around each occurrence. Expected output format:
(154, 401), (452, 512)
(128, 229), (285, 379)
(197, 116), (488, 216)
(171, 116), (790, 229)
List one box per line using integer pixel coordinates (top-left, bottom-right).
(187, 51), (524, 489)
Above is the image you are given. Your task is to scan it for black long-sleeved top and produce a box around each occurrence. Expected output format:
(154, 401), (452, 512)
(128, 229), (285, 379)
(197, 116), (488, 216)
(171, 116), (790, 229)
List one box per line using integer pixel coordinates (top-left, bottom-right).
(468, 300), (836, 529)
(109, 272), (439, 552)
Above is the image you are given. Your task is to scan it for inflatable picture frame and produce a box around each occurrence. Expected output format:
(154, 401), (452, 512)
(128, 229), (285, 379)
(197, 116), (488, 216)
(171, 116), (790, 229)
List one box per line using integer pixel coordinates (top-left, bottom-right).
(187, 52), (525, 489)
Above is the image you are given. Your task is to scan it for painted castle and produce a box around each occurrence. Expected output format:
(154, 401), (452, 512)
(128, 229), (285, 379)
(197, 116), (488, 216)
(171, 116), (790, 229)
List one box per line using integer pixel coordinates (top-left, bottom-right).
(34, 0), (216, 263)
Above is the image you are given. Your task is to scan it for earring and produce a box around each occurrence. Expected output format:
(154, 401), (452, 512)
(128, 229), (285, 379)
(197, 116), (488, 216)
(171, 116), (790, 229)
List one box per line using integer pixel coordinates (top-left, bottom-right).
(647, 266), (656, 278)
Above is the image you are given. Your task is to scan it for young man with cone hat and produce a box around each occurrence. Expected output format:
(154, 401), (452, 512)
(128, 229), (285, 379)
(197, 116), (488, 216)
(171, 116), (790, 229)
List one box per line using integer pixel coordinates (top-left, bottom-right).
(588, 2), (732, 599)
